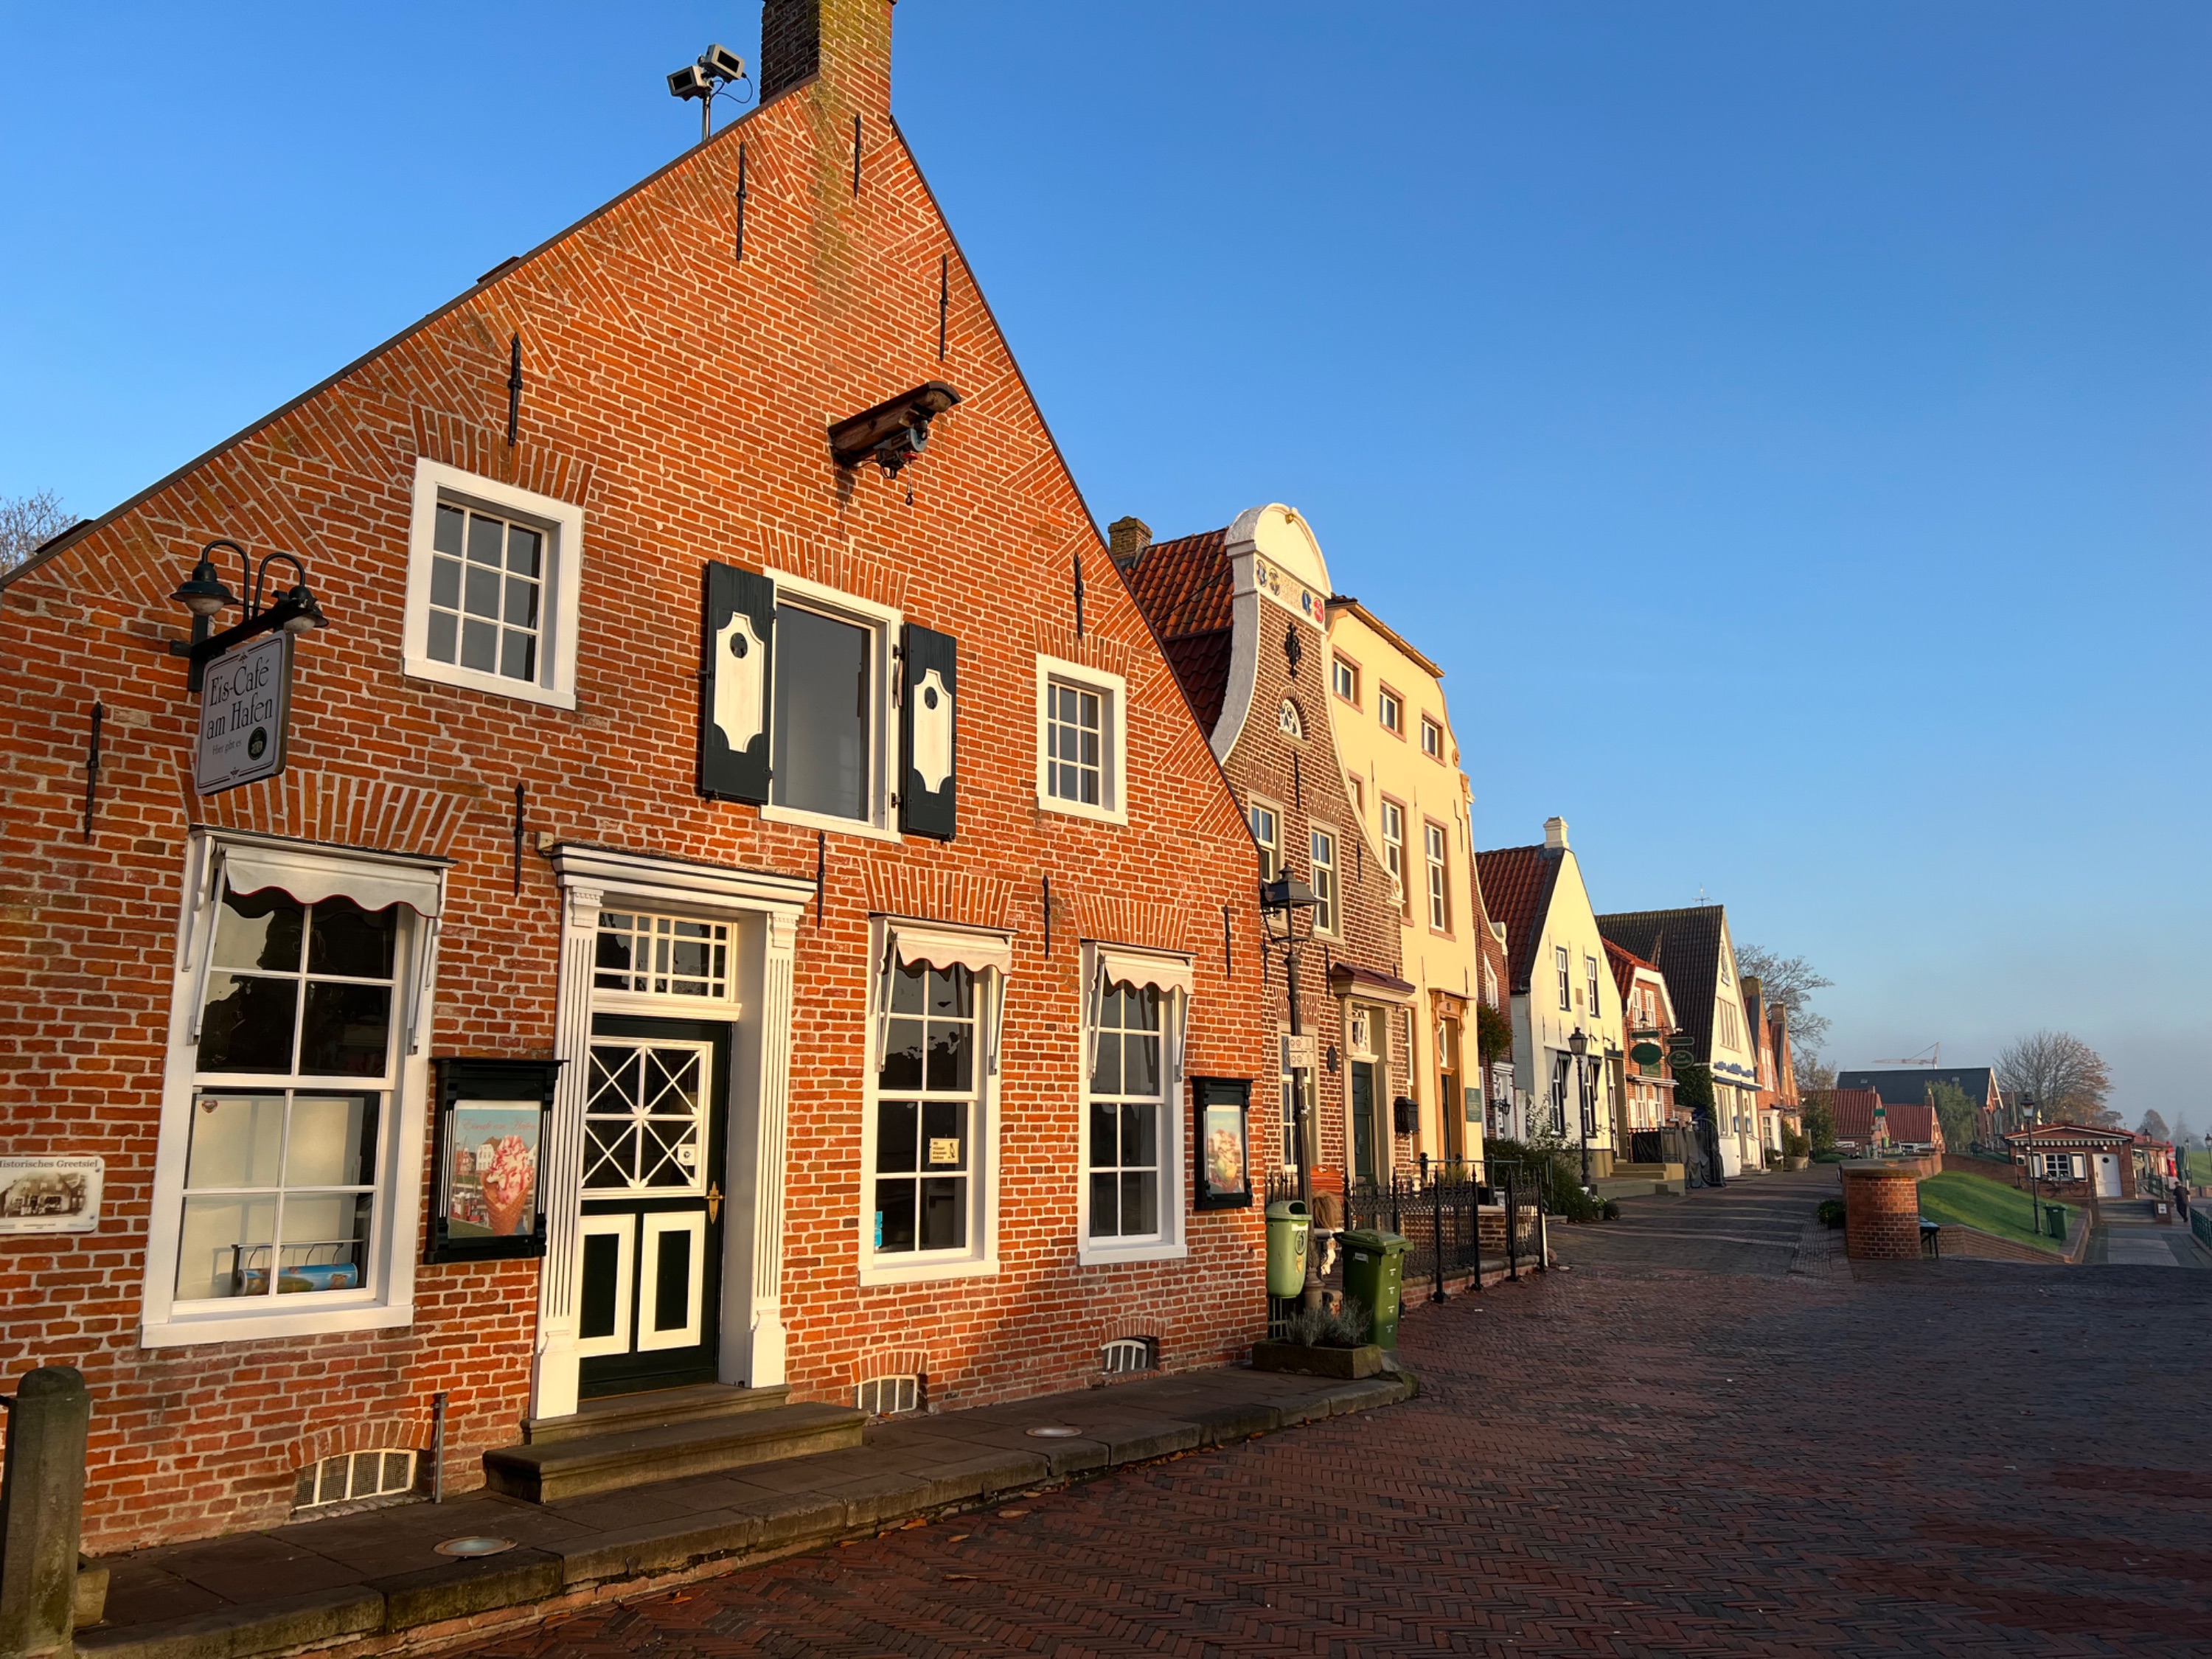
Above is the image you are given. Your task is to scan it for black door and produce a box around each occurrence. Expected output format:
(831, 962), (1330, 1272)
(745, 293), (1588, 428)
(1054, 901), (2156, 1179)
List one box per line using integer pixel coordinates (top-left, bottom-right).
(577, 1015), (730, 1398)
(1351, 1060), (1378, 1186)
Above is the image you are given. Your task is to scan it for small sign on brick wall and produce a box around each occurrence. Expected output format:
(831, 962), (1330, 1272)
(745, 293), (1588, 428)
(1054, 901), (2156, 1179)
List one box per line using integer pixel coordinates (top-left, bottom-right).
(195, 632), (292, 796)
(0, 1155), (104, 1234)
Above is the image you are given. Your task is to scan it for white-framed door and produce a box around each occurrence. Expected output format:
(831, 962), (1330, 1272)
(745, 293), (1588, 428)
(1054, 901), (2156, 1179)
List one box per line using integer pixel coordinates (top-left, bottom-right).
(2094, 1152), (2121, 1197)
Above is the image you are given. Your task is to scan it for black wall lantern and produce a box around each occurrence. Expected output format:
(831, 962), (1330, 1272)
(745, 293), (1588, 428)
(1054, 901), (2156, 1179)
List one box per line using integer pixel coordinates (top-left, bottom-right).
(170, 538), (330, 692)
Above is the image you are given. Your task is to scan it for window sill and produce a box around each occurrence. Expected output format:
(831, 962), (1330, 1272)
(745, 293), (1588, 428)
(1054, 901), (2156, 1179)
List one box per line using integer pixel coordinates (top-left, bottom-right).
(1034, 793), (1128, 828)
(1075, 1237), (1188, 1269)
(141, 1300), (414, 1349)
(402, 654), (576, 711)
(761, 803), (902, 844)
(857, 1254), (998, 1288)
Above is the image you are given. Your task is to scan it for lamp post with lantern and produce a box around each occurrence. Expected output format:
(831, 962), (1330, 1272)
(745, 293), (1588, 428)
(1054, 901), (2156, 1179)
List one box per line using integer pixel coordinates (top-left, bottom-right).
(1259, 872), (1324, 1310)
(1569, 1027), (1594, 1192)
(169, 538), (330, 693)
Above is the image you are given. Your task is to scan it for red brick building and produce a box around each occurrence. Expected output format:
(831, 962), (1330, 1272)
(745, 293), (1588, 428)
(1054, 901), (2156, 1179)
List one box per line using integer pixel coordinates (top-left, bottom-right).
(0, 0), (1273, 1552)
(1116, 508), (1411, 1196)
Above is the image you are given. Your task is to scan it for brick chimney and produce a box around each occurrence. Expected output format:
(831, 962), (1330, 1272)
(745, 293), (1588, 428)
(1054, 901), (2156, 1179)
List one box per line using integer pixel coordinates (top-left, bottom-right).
(761, 0), (895, 113)
(1107, 515), (1152, 572)
(1544, 815), (1569, 852)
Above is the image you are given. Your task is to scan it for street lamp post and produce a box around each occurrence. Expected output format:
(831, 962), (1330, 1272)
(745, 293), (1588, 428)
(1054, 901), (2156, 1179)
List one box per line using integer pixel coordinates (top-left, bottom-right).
(1260, 874), (1323, 1310)
(1569, 1028), (1593, 1192)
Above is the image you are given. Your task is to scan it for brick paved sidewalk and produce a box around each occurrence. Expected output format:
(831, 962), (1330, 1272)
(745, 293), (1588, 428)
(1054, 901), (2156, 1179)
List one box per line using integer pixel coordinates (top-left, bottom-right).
(440, 1245), (2210, 1657)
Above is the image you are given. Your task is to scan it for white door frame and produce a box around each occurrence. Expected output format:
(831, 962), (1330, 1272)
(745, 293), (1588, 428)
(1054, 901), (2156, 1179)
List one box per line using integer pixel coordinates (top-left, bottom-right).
(531, 845), (813, 1420)
(2094, 1152), (2121, 1197)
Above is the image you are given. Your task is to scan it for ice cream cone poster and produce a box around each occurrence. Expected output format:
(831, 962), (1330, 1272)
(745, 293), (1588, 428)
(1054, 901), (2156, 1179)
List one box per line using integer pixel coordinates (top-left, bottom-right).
(445, 1102), (542, 1239)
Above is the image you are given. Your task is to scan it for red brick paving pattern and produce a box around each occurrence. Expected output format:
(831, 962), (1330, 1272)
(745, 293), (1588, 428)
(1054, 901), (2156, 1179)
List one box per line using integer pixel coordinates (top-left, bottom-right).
(460, 1256), (2211, 1656)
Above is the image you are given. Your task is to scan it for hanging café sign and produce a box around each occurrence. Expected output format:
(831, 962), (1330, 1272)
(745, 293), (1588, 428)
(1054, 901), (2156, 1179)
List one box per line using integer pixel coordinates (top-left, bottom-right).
(169, 538), (330, 797)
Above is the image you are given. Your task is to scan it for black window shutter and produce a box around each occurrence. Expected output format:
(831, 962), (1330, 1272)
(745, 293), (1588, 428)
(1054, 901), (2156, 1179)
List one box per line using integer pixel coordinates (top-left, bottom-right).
(698, 563), (775, 804)
(899, 622), (956, 839)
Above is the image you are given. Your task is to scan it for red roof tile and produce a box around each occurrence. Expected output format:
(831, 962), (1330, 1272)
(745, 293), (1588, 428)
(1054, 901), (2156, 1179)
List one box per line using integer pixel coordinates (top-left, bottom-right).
(1161, 628), (1234, 738)
(1885, 1100), (1940, 1146)
(1473, 844), (1562, 995)
(1121, 527), (1232, 639)
(1823, 1088), (1886, 1145)
(1604, 937), (1656, 1004)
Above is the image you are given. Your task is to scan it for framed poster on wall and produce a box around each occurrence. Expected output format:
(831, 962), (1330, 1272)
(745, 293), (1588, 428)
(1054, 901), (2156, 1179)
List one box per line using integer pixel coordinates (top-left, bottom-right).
(1192, 1077), (1253, 1210)
(426, 1057), (563, 1263)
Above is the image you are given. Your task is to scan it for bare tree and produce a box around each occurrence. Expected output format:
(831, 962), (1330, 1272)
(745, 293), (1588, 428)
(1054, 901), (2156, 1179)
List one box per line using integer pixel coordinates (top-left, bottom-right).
(1795, 1054), (1836, 1093)
(1995, 1031), (2115, 1128)
(0, 490), (74, 574)
(1734, 943), (1834, 1068)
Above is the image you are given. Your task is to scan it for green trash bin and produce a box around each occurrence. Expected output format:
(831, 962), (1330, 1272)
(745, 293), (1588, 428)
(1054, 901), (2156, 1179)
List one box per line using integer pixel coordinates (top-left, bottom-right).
(2044, 1203), (2066, 1240)
(1265, 1200), (1310, 1298)
(1339, 1228), (1409, 1350)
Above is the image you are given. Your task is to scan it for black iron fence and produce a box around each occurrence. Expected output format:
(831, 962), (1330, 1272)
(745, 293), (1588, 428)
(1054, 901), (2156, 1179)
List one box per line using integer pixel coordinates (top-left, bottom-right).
(1262, 1164), (1547, 1338)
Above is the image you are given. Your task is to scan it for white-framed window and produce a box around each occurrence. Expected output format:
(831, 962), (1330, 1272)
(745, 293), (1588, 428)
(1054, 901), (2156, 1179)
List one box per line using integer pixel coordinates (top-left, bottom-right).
(1556, 945), (1571, 1011)
(295, 1449), (417, 1514)
(2039, 1152), (2078, 1180)
(1421, 716), (1443, 759)
(1101, 1336), (1157, 1374)
(1034, 655), (1128, 825)
(1278, 699), (1304, 740)
(1080, 947), (1189, 1265)
(1310, 826), (1337, 935)
(860, 924), (1007, 1284)
(593, 911), (732, 1003)
(1349, 775), (1364, 816)
(765, 575), (901, 839)
(855, 1374), (922, 1416)
(1278, 1026), (1298, 1169)
(1380, 799), (1407, 917)
(1332, 656), (1359, 706)
(1425, 821), (1449, 932)
(1717, 1000), (1744, 1051)
(403, 458), (583, 709)
(1378, 686), (1403, 734)
(1586, 956), (1602, 1020)
(142, 836), (441, 1347)
(1250, 799), (1282, 883)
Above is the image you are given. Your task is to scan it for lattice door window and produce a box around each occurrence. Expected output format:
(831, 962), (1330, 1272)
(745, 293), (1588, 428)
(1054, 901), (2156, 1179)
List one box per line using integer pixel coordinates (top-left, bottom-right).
(585, 1040), (713, 1194)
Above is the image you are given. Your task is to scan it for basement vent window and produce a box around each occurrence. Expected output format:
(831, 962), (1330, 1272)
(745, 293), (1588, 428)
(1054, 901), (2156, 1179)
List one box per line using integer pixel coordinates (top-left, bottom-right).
(855, 1374), (922, 1416)
(293, 1449), (418, 1515)
(1101, 1337), (1158, 1376)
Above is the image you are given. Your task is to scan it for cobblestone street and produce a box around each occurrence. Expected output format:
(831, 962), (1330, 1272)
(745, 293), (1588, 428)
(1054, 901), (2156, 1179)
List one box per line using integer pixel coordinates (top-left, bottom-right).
(456, 1173), (2212, 1658)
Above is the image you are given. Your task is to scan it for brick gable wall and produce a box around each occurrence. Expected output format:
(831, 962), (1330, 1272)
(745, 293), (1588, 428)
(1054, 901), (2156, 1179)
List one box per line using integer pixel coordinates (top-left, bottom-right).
(0, 16), (1270, 1551)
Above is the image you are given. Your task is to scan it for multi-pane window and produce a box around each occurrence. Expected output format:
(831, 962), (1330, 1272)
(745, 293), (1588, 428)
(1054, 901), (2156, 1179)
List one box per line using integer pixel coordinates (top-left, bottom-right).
(1425, 822), (1449, 931)
(856, 1374), (921, 1416)
(1556, 945), (1572, 1011)
(1046, 681), (1105, 806)
(1421, 717), (1443, 759)
(1279, 1030), (1299, 1167)
(1310, 827), (1337, 934)
(1251, 802), (1281, 882)
(1378, 689), (1402, 734)
(1332, 658), (1358, 704)
(874, 961), (977, 1255)
(1380, 799), (1406, 916)
(594, 912), (731, 1001)
(1586, 956), (1602, 1020)
(182, 888), (399, 1303)
(1349, 776), (1364, 815)
(773, 601), (874, 822)
(1088, 981), (1164, 1241)
(295, 1449), (416, 1514)
(427, 503), (544, 684)
(1717, 1000), (1744, 1051)
(2039, 1152), (2077, 1180)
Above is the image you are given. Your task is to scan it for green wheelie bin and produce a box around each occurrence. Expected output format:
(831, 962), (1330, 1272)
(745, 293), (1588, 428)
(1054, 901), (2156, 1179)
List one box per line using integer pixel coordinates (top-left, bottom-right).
(1265, 1199), (1310, 1298)
(1339, 1228), (1409, 1349)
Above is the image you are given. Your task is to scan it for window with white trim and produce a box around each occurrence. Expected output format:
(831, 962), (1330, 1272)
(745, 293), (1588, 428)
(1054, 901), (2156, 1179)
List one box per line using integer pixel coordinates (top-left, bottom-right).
(1310, 827), (1337, 935)
(773, 598), (877, 824)
(1420, 716), (1443, 759)
(1585, 956), (1602, 1021)
(1425, 821), (1449, 932)
(1380, 799), (1407, 917)
(855, 1374), (922, 1416)
(1251, 800), (1281, 883)
(873, 960), (981, 1258)
(594, 912), (731, 1001)
(1556, 945), (1571, 1011)
(295, 1449), (417, 1514)
(403, 459), (582, 709)
(1034, 656), (1127, 824)
(1101, 1336), (1157, 1374)
(1278, 1026), (1298, 1168)
(1087, 981), (1166, 1242)
(1332, 657), (1358, 706)
(1378, 687), (1402, 734)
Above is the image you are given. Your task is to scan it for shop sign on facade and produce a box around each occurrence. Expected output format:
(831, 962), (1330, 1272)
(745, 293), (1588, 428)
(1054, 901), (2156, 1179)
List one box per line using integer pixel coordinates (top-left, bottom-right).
(195, 632), (292, 796)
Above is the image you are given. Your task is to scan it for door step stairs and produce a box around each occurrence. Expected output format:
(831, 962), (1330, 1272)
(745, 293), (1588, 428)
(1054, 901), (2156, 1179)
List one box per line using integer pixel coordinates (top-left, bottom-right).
(485, 1385), (864, 1503)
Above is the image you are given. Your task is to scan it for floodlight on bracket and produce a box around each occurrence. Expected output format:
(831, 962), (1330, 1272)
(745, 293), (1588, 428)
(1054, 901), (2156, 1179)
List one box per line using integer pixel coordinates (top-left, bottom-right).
(828, 382), (964, 481)
(668, 43), (752, 145)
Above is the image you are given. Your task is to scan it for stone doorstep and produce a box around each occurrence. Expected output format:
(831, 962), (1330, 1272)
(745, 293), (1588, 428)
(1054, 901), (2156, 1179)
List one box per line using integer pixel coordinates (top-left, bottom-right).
(481, 1399), (866, 1503)
(77, 1368), (1414, 1659)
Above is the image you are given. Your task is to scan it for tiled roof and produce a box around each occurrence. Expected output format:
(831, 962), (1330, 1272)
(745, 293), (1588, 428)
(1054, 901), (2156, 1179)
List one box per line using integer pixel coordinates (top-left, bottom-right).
(1119, 526), (1235, 735)
(1121, 527), (1232, 639)
(1473, 845), (1563, 995)
(1596, 906), (1727, 1063)
(1603, 938), (1655, 1004)
(1835, 1067), (1997, 1110)
(1161, 628), (1234, 737)
(2003, 1122), (2134, 1147)
(1821, 1087), (1887, 1146)
(1885, 1101), (1940, 1146)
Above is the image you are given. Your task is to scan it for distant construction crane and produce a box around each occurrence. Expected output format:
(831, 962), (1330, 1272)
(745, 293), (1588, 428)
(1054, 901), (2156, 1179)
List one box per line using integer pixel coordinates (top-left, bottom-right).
(1872, 1043), (1941, 1066)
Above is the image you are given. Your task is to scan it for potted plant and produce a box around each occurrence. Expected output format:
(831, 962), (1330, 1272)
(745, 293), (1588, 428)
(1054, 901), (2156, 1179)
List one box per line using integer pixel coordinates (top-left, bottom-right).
(1251, 1298), (1383, 1380)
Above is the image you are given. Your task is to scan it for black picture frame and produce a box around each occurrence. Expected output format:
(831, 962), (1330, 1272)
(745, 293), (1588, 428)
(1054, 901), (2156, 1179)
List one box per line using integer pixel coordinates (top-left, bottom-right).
(1192, 1077), (1253, 1211)
(425, 1057), (563, 1264)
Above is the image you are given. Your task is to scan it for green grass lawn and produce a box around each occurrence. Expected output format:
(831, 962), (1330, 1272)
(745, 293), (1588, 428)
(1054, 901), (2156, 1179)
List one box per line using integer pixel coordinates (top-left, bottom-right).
(1918, 1172), (2073, 1251)
(2183, 1148), (2211, 1186)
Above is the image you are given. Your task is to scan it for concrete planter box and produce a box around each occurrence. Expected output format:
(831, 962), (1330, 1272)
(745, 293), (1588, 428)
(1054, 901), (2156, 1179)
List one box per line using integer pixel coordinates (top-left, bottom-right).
(1785, 1155), (1810, 1172)
(1250, 1340), (1384, 1380)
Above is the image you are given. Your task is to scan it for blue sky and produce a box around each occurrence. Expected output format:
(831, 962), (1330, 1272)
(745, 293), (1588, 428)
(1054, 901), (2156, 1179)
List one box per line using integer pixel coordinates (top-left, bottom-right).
(4, 3), (2206, 1126)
